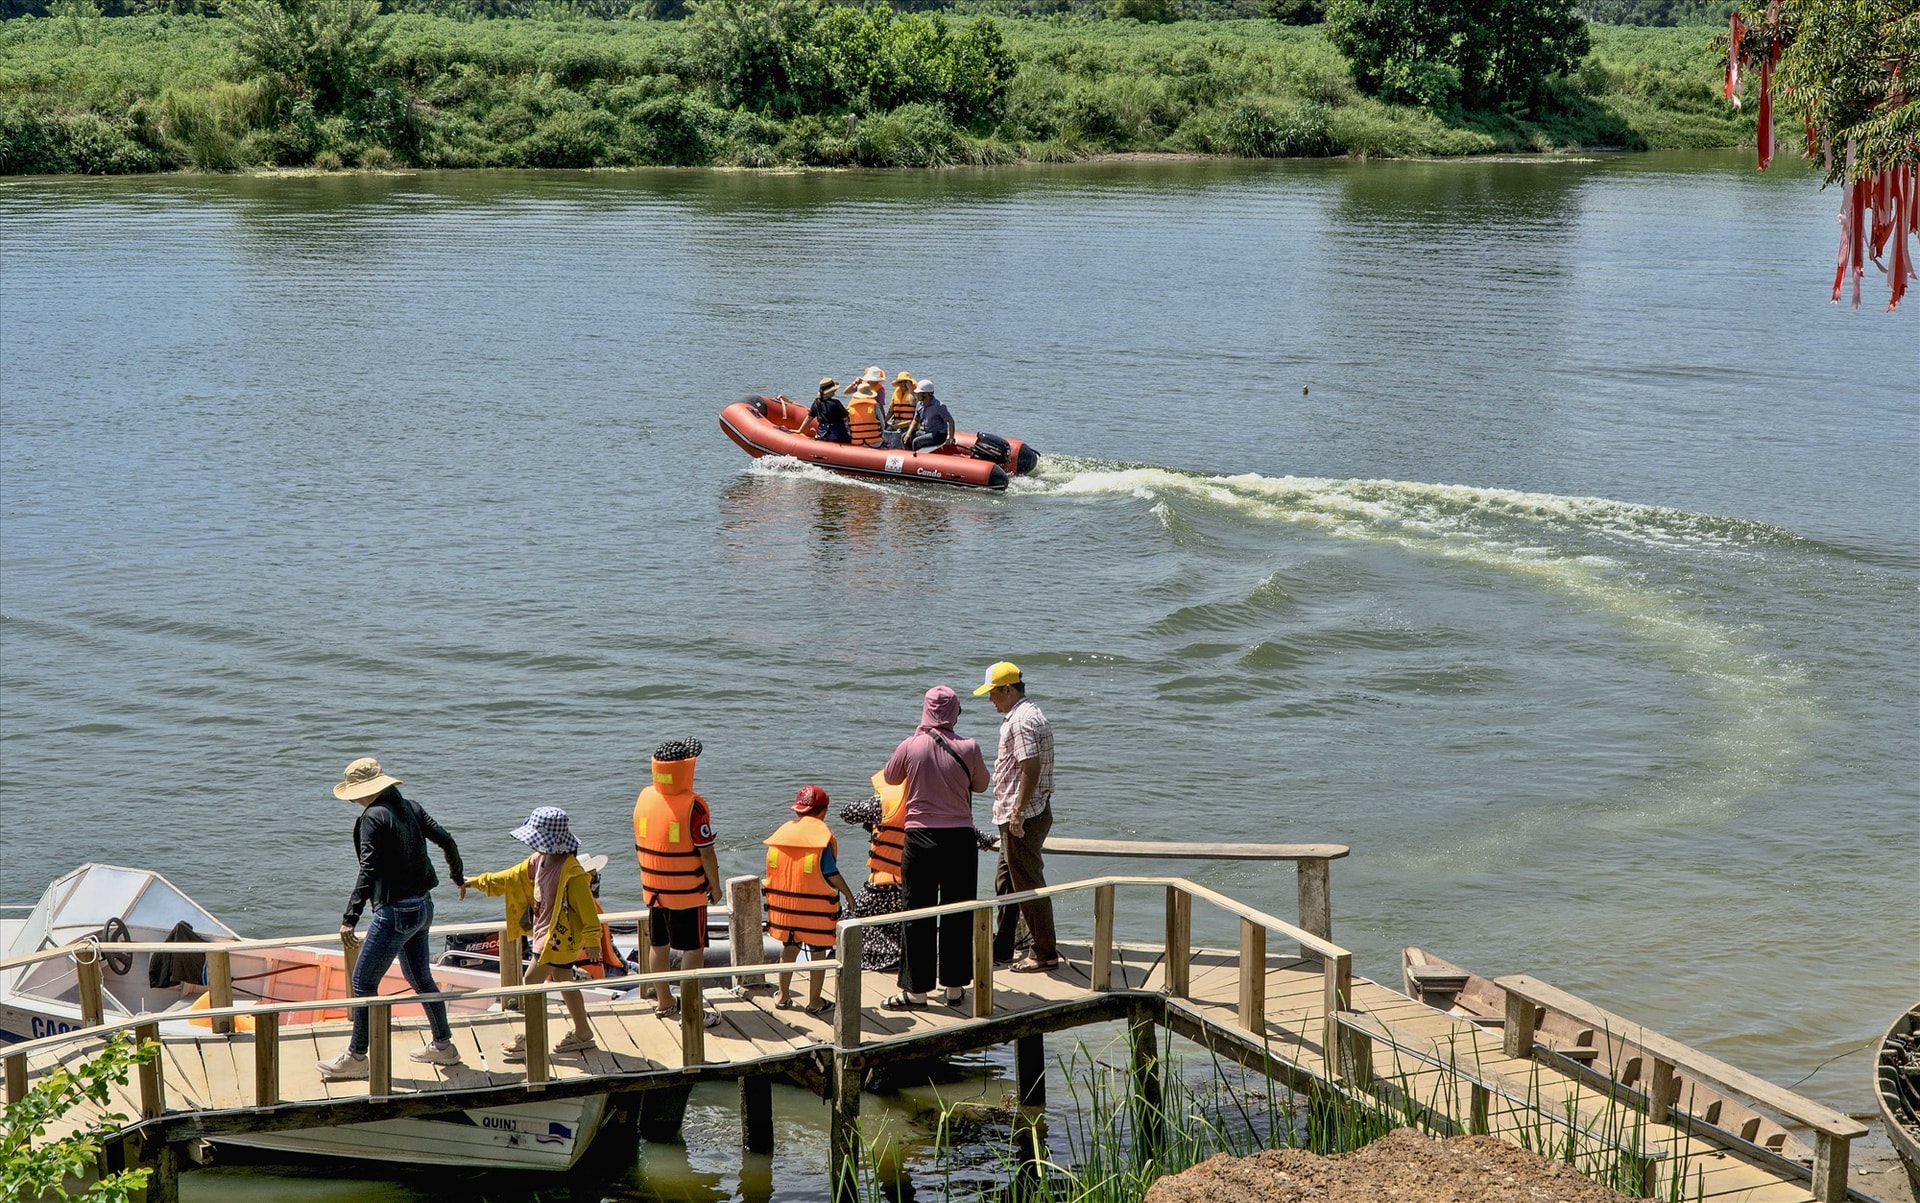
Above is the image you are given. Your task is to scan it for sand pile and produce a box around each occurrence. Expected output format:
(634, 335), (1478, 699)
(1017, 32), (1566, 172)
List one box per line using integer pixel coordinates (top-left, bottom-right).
(1142, 1128), (1633, 1203)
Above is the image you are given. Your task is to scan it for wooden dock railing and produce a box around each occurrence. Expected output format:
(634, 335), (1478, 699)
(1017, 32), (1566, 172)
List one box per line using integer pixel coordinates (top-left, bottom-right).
(1497, 975), (1868, 1203)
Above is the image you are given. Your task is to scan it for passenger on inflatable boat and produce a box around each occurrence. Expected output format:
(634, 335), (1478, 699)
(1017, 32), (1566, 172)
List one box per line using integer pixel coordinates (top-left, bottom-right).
(805, 377), (851, 444)
(904, 380), (952, 452)
(845, 384), (883, 447)
(763, 785), (855, 1015)
(887, 371), (917, 430)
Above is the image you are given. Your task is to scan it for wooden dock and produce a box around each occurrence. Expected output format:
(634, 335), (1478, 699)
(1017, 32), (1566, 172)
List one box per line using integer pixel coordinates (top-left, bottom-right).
(2, 865), (1873, 1203)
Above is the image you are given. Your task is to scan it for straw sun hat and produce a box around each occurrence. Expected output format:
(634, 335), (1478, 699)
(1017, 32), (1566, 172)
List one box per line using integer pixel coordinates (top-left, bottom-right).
(334, 757), (400, 801)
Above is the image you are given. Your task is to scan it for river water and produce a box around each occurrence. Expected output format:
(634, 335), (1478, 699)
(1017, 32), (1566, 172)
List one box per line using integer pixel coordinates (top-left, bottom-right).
(1, 152), (1915, 1201)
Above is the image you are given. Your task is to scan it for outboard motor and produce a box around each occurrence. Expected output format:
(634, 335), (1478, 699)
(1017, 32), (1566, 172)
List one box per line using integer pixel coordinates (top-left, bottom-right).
(970, 432), (1012, 465)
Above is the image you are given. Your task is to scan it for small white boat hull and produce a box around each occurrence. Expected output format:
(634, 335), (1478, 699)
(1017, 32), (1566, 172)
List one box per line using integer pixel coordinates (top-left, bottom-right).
(215, 1095), (612, 1171)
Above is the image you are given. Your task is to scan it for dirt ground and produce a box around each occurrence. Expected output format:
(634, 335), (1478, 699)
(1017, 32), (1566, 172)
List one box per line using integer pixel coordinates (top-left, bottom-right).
(1142, 1128), (1635, 1203)
(1142, 1120), (1920, 1203)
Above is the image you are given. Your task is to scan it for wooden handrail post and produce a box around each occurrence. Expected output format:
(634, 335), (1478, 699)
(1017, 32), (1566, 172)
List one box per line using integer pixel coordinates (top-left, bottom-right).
(1320, 952), (1350, 1056)
(1128, 1008), (1164, 1161)
(253, 1011), (280, 1106)
(834, 925), (863, 1050)
(1502, 992), (1537, 1059)
(1092, 885), (1116, 992)
(1469, 1082), (1490, 1135)
(525, 991), (549, 1086)
(681, 974), (706, 1067)
(133, 1021), (164, 1119)
(206, 950), (234, 1036)
(1296, 857), (1332, 958)
(367, 1003), (392, 1096)
(1648, 1057), (1678, 1124)
(1812, 1131), (1850, 1203)
(498, 924), (523, 1010)
(727, 876), (768, 990)
(4, 1053), (25, 1106)
(971, 909), (993, 1018)
(1163, 887), (1190, 1000)
(76, 953), (105, 1028)
(1238, 919), (1267, 1033)
(1337, 1020), (1372, 1089)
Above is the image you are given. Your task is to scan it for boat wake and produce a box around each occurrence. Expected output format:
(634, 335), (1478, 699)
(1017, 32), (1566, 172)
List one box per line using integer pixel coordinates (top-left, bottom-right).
(1013, 456), (1819, 853)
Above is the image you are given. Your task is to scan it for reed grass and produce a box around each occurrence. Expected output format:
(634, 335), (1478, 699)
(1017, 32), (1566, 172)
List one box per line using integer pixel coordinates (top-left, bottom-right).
(841, 1024), (1706, 1203)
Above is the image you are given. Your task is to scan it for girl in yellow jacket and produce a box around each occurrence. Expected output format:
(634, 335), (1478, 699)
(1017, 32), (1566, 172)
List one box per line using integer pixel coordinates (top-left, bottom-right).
(463, 806), (600, 1061)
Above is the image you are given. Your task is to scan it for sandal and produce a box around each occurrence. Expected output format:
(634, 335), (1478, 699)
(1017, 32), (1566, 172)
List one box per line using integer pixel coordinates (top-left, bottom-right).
(881, 992), (925, 1011)
(944, 988), (966, 1007)
(553, 1032), (597, 1054)
(803, 1000), (835, 1017)
(703, 1007), (721, 1029)
(774, 997), (796, 1011)
(500, 1036), (528, 1063)
(1009, 957), (1061, 973)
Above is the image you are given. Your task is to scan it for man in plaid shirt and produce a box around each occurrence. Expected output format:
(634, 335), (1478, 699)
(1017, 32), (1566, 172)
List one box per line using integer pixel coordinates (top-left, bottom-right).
(975, 661), (1059, 972)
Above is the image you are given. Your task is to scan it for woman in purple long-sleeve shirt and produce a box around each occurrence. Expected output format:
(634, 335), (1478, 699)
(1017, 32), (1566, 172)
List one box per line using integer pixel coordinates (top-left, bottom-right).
(880, 685), (989, 1008)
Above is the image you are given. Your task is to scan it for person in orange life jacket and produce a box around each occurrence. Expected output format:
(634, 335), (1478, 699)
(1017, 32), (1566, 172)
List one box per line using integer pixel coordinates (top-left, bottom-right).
(903, 380), (953, 453)
(880, 685), (990, 1010)
(886, 371), (917, 431)
(633, 737), (723, 1026)
(764, 785), (855, 1015)
(574, 854), (625, 979)
(462, 807), (600, 1062)
(844, 381), (884, 448)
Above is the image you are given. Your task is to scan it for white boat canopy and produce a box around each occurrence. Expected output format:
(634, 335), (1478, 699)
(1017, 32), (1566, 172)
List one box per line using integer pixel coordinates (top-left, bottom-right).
(4, 864), (238, 1015)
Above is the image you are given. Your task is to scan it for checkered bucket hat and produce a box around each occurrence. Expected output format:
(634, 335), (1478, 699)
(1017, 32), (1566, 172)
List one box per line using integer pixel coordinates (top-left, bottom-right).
(510, 806), (579, 856)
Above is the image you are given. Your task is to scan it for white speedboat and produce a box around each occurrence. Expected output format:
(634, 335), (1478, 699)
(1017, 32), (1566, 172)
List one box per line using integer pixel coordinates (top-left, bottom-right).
(1, 864), (616, 1171)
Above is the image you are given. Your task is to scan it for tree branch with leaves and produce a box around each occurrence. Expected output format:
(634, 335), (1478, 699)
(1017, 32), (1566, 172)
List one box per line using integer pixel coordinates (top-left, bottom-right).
(2, 1035), (159, 1203)
(1726, 0), (1918, 308)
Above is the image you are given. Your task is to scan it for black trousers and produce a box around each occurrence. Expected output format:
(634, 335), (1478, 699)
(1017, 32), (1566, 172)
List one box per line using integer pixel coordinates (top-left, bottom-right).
(897, 826), (977, 994)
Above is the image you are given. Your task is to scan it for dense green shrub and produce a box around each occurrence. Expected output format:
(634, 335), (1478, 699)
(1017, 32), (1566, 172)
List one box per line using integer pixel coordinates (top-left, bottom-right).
(1327, 0), (1591, 108)
(0, 15), (1753, 172)
(1219, 94), (1329, 153)
(222, 0), (390, 113)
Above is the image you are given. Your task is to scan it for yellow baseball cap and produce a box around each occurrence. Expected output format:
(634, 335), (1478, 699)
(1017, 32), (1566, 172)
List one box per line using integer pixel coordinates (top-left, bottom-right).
(973, 661), (1022, 695)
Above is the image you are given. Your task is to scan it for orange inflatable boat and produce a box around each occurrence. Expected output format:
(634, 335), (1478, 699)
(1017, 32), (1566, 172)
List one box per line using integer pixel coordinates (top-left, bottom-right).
(719, 395), (1039, 490)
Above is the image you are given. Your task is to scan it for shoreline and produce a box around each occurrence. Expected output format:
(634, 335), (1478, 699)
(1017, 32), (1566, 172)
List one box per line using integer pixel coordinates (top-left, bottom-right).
(0, 145), (1733, 183)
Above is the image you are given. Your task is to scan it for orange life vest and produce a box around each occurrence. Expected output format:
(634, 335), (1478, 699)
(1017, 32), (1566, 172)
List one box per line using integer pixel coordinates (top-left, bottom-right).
(633, 756), (711, 910)
(578, 898), (620, 979)
(889, 383), (916, 429)
(763, 816), (840, 948)
(847, 394), (882, 447)
(865, 770), (908, 887)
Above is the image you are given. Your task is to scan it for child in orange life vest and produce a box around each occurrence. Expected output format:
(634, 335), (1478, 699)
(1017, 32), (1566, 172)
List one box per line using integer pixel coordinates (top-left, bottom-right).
(764, 786), (855, 1015)
(462, 807), (600, 1061)
(574, 854), (624, 979)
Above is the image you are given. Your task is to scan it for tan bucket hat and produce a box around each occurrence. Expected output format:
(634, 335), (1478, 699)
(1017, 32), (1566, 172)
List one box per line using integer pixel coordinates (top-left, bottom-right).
(334, 756), (401, 801)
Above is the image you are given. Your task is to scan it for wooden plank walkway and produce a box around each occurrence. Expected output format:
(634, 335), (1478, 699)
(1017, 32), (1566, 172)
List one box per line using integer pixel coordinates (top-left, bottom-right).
(6, 873), (1858, 1203)
(22, 949), (1828, 1201)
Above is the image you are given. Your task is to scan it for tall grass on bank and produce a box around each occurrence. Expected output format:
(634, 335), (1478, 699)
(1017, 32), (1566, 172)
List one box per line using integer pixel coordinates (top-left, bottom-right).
(0, 15), (1753, 173)
(841, 1029), (1706, 1203)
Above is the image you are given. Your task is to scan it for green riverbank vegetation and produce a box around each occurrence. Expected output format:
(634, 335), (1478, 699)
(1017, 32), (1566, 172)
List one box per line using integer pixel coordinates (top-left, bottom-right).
(0, 0), (1753, 174)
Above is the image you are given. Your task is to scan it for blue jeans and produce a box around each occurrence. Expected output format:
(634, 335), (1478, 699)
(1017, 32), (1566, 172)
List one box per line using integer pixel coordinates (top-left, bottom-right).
(349, 894), (451, 1053)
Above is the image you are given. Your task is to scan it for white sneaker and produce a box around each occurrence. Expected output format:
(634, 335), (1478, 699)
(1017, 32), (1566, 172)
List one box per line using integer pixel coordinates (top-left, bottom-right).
(318, 1050), (369, 1081)
(409, 1040), (461, 1065)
